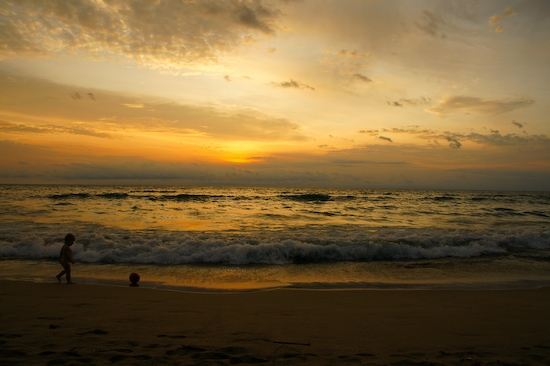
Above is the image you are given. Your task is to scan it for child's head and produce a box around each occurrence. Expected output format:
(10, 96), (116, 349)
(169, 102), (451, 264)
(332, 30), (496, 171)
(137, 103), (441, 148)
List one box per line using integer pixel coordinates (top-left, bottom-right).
(65, 233), (76, 245)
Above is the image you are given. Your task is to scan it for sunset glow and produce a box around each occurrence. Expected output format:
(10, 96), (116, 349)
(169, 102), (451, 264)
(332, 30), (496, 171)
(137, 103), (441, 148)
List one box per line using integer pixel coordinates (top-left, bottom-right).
(0, 0), (548, 190)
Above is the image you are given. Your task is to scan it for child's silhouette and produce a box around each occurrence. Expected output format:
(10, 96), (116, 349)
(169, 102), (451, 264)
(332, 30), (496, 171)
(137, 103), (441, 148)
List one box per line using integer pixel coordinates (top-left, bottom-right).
(56, 233), (76, 284)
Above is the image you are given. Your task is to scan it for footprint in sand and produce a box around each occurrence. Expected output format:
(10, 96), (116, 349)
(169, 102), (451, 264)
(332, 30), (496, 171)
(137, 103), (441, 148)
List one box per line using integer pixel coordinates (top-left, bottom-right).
(108, 354), (152, 363)
(77, 329), (108, 335)
(230, 355), (268, 364)
(165, 345), (207, 356)
(192, 351), (230, 360)
(157, 334), (187, 339)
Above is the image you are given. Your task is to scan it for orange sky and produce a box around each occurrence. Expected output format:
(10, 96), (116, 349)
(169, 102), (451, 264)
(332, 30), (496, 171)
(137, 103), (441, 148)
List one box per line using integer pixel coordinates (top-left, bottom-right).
(0, 0), (549, 190)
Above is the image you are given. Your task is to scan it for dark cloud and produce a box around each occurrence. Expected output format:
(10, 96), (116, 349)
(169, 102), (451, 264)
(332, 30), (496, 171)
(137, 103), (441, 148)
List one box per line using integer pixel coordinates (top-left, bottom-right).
(236, 1), (277, 34)
(71, 92), (96, 101)
(512, 120), (524, 129)
(386, 97), (432, 108)
(444, 136), (462, 149)
(379, 136), (393, 143)
(352, 73), (371, 82)
(327, 158), (409, 166)
(273, 79), (315, 91)
(387, 100), (403, 107)
(0, 0), (283, 70)
(357, 130), (379, 136)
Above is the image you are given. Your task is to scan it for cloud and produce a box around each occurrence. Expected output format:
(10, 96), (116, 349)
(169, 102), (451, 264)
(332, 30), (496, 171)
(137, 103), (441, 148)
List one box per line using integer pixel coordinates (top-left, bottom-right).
(336, 49), (369, 59)
(0, 121), (49, 134)
(273, 79), (315, 91)
(512, 120), (524, 129)
(387, 101), (403, 107)
(0, 121), (112, 139)
(503, 7), (516, 18)
(489, 7), (516, 33)
(0, 142), (365, 187)
(102, 103), (307, 142)
(400, 97), (432, 106)
(71, 92), (96, 101)
(235, 1), (278, 33)
(363, 128), (464, 149)
(489, 15), (501, 26)
(360, 126), (550, 150)
(0, 70), (307, 143)
(70, 92), (82, 100)
(122, 103), (145, 109)
(352, 73), (371, 83)
(1, 133), (548, 190)
(492, 7), (516, 24)
(415, 10), (459, 39)
(320, 48), (371, 77)
(0, 0), (284, 71)
(357, 130), (379, 136)
(460, 132), (550, 147)
(386, 97), (432, 108)
(426, 96), (535, 116)
(444, 136), (462, 149)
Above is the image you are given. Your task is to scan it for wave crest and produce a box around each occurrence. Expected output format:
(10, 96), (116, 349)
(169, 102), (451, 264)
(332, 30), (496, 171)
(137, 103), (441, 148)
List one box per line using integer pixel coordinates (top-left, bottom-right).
(1, 229), (548, 265)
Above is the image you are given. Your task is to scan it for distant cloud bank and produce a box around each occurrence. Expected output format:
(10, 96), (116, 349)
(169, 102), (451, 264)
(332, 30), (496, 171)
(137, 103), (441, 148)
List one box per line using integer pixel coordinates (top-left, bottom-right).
(426, 96), (535, 116)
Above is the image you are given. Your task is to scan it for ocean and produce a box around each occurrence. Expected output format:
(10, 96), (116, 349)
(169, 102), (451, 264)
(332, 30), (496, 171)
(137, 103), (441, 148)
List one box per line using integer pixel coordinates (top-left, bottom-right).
(1, 185), (549, 292)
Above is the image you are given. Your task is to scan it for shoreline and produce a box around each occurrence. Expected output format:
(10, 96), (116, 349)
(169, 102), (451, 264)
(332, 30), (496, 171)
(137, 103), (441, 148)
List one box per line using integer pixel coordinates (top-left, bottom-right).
(6, 275), (550, 294)
(2, 280), (549, 365)
(3, 257), (550, 294)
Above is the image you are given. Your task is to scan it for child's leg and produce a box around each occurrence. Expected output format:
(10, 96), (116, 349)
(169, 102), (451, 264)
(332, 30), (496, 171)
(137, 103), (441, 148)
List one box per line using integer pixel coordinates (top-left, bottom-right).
(67, 264), (73, 283)
(57, 267), (66, 281)
(57, 262), (71, 283)
(65, 264), (74, 284)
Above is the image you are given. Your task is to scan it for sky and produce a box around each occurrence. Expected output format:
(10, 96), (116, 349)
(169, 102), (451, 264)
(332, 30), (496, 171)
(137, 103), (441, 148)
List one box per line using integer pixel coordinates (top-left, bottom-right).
(0, 0), (549, 190)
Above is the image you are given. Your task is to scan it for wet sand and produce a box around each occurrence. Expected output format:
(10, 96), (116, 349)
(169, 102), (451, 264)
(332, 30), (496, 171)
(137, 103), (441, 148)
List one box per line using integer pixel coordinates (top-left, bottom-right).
(1, 280), (549, 365)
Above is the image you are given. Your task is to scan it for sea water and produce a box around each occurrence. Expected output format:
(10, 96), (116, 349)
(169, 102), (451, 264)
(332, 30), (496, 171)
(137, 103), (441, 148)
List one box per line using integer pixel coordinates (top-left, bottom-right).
(0, 185), (549, 292)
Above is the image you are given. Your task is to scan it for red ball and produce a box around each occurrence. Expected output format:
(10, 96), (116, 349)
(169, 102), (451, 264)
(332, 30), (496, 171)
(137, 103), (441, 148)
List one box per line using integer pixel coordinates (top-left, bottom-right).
(129, 272), (140, 284)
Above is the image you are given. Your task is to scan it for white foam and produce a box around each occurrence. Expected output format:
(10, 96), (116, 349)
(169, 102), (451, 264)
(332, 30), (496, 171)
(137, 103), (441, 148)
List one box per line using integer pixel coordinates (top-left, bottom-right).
(1, 228), (548, 265)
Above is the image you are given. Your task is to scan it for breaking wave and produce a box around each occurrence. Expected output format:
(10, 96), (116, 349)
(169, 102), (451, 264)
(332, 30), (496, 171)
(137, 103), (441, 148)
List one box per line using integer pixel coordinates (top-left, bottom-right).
(1, 228), (548, 265)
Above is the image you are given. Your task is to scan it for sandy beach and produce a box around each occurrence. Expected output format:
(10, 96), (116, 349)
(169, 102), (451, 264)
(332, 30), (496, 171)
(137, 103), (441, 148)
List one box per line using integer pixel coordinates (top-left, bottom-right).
(1, 281), (549, 366)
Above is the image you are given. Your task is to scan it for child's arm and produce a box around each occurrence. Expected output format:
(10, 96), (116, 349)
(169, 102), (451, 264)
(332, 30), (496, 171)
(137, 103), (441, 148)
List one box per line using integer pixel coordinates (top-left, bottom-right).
(69, 247), (75, 264)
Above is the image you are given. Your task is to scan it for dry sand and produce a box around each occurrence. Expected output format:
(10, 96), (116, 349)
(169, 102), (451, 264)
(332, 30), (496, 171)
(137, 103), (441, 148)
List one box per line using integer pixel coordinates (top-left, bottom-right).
(1, 280), (549, 365)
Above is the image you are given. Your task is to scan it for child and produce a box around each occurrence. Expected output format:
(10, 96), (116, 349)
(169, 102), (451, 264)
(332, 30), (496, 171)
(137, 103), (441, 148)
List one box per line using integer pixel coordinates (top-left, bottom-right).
(56, 233), (76, 284)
